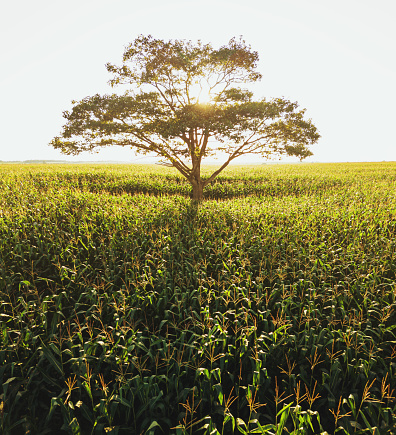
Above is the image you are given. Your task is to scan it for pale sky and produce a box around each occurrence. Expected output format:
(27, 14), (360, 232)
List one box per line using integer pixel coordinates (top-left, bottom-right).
(1, 0), (395, 163)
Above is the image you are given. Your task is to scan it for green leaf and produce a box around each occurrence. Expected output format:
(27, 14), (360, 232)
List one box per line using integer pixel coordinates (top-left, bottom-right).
(145, 420), (162, 434)
(41, 346), (64, 376)
(236, 417), (248, 435)
(276, 402), (292, 435)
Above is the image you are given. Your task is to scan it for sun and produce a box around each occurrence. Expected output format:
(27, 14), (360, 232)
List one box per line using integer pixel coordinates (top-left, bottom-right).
(189, 82), (213, 104)
(197, 89), (212, 104)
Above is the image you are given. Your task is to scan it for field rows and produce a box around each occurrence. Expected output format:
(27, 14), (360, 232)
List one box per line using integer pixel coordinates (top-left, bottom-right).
(0, 163), (395, 434)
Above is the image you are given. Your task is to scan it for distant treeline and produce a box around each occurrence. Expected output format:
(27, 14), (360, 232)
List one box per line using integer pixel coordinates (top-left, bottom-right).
(0, 160), (130, 164)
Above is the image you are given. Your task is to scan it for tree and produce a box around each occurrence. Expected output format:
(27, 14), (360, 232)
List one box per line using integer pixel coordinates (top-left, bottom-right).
(51, 35), (320, 200)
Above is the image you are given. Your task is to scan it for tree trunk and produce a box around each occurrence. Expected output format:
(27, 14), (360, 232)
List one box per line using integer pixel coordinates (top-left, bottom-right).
(191, 180), (204, 201)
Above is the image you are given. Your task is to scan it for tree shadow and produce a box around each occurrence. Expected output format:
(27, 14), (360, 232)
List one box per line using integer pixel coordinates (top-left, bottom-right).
(26, 172), (348, 200)
(108, 176), (347, 200)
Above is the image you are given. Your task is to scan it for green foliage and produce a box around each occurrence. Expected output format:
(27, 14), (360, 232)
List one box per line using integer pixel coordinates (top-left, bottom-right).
(50, 35), (320, 199)
(0, 162), (395, 434)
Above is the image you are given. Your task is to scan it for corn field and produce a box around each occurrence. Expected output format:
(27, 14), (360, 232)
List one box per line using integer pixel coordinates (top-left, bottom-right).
(0, 162), (395, 434)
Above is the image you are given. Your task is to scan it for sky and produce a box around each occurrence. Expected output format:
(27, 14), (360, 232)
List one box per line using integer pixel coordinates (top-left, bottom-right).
(1, 0), (395, 164)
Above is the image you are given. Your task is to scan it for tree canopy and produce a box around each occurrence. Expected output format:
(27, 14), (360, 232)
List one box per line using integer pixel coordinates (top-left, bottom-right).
(51, 35), (320, 199)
